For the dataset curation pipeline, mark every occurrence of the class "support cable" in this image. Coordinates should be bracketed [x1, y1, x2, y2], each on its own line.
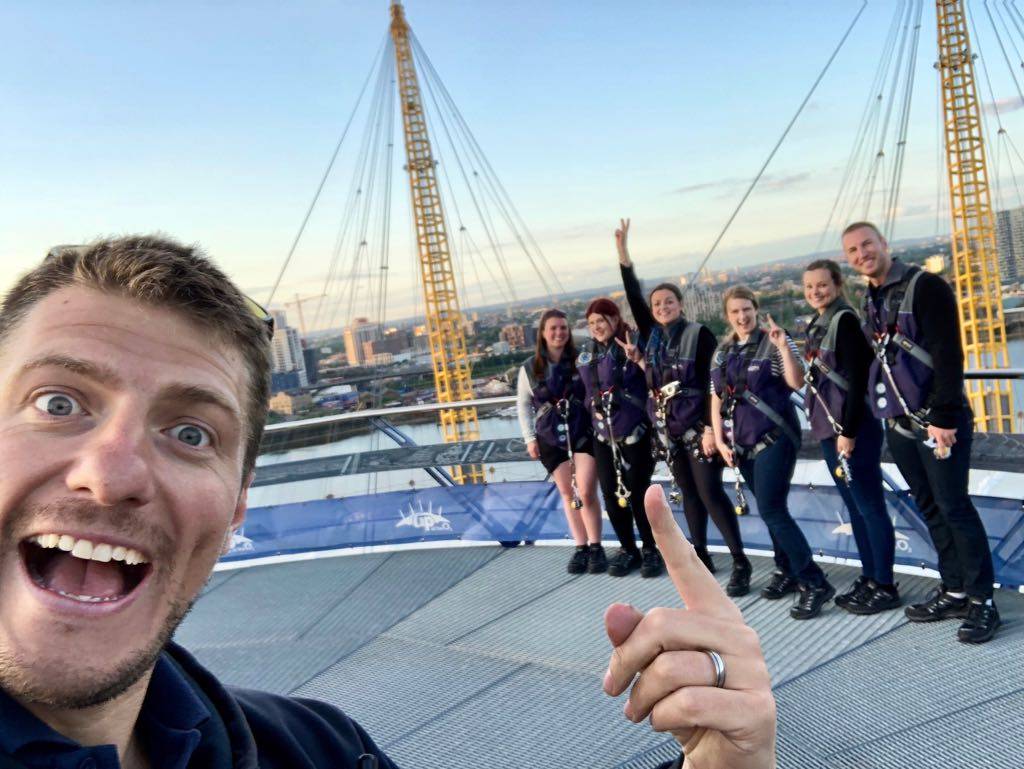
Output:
[411, 36, 521, 303]
[980, 0, 1024, 210]
[883, 0, 924, 240]
[413, 34, 533, 300]
[984, 0, 1024, 107]
[374, 65, 397, 328]
[312, 40, 395, 331]
[816, 0, 906, 251]
[412, 33, 564, 299]
[266, 35, 387, 307]
[1007, 0, 1024, 47]
[972, 3, 1008, 210]
[685, 1, 867, 287]
[993, 0, 1024, 68]
[864, 0, 914, 219]
[328, 48, 395, 332]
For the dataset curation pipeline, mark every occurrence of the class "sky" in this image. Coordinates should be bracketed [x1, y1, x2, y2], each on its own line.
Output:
[5, 0, 1024, 327]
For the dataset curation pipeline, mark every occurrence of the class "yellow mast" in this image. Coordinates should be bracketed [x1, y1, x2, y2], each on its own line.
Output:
[936, 0, 1014, 432]
[390, 0, 483, 482]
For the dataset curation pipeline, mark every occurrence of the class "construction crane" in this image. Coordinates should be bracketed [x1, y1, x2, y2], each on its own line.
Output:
[936, 0, 1014, 433]
[389, 0, 483, 482]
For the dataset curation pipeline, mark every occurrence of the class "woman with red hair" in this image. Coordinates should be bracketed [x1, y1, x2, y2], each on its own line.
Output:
[577, 297, 661, 577]
[516, 309, 605, 574]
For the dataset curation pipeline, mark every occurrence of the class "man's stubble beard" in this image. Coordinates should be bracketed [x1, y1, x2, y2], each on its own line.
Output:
[0, 497, 198, 709]
[0, 593, 196, 709]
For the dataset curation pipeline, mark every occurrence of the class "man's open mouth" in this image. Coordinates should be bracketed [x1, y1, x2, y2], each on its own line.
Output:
[20, 534, 151, 604]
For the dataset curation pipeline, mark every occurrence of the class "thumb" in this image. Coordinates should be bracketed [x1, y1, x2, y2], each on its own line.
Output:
[604, 602, 644, 647]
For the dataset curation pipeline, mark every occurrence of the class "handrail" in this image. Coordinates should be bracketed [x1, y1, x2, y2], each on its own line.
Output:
[263, 395, 516, 433]
[965, 368, 1024, 379]
[266, 367, 1024, 438]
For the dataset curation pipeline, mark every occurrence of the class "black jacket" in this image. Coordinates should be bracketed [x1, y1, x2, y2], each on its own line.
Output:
[0, 642, 399, 769]
[0, 642, 685, 769]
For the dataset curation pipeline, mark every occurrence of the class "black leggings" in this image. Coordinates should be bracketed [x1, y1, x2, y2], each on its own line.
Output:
[593, 431, 656, 551]
[668, 444, 747, 559]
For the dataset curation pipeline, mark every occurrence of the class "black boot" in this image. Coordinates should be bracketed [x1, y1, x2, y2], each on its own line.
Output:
[640, 546, 665, 578]
[847, 582, 902, 615]
[904, 586, 970, 622]
[957, 600, 1001, 644]
[694, 545, 717, 574]
[835, 575, 873, 611]
[726, 558, 752, 597]
[760, 571, 799, 600]
[790, 581, 836, 620]
[607, 548, 642, 577]
[566, 546, 588, 574]
[586, 544, 608, 574]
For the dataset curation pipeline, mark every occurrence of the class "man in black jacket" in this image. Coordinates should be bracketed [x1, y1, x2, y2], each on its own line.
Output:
[842, 221, 1000, 644]
[0, 237, 776, 768]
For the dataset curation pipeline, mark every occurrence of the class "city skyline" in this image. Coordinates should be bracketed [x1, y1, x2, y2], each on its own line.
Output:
[5, 2, 1024, 324]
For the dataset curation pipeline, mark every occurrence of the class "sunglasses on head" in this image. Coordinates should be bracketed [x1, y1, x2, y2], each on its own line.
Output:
[45, 244, 276, 340]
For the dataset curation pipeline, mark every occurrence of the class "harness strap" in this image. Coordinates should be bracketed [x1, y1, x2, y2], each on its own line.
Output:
[809, 357, 850, 391]
[891, 331, 934, 367]
[737, 390, 800, 448]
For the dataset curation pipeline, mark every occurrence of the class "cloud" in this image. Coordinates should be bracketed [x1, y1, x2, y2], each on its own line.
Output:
[671, 172, 810, 197]
[899, 203, 932, 217]
[985, 96, 1024, 115]
[671, 177, 747, 195]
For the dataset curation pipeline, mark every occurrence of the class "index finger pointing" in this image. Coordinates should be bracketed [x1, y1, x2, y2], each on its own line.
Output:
[645, 485, 743, 622]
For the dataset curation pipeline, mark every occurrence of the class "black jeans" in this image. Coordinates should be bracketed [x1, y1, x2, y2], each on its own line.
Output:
[669, 443, 746, 559]
[820, 416, 895, 585]
[738, 435, 827, 588]
[886, 409, 994, 599]
[593, 430, 656, 552]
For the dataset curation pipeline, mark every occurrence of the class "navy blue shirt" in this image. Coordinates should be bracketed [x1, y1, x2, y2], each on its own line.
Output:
[0, 654, 210, 769]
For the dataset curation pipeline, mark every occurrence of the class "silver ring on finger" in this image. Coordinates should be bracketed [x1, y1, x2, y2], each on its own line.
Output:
[704, 649, 727, 688]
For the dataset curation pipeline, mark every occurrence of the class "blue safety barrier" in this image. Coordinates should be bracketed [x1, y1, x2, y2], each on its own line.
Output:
[224, 481, 1024, 587]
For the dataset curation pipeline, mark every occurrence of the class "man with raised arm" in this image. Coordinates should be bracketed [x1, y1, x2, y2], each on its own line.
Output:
[841, 221, 1000, 644]
[0, 236, 776, 768]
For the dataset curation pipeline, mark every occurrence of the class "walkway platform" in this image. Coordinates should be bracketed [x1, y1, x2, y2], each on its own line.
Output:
[176, 547, 1023, 768]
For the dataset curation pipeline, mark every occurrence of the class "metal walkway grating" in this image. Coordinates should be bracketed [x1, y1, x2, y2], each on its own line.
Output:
[177, 546, 1022, 768]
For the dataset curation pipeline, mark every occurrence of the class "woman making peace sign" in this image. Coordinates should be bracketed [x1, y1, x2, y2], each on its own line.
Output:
[709, 286, 836, 619]
[577, 297, 662, 578]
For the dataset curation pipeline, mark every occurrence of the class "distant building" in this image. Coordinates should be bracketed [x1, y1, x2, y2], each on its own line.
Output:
[343, 317, 382, 367]
[682, 285, 722, 322]
[270, 370, 301, 393]
[269, 391, 312, 416]
[364, 330, 411, 359]
[490, 340, 512, 355]
[314, 384, 358, 410]
[995, 206, 1024, 283]
[500, 324, 526, 349]
[302, 347, 320, 385]
[269, 310, 308, 388]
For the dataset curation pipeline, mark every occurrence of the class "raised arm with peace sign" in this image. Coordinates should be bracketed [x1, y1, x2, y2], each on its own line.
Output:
[603, 486, 777, 769]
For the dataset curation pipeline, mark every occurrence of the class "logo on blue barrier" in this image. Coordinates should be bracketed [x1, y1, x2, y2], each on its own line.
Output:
[397, 502, 452, 533]
[228, 531, 255, 554]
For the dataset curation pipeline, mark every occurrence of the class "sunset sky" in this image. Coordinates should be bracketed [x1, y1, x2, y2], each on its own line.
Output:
[4, 0, 1024, 326]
